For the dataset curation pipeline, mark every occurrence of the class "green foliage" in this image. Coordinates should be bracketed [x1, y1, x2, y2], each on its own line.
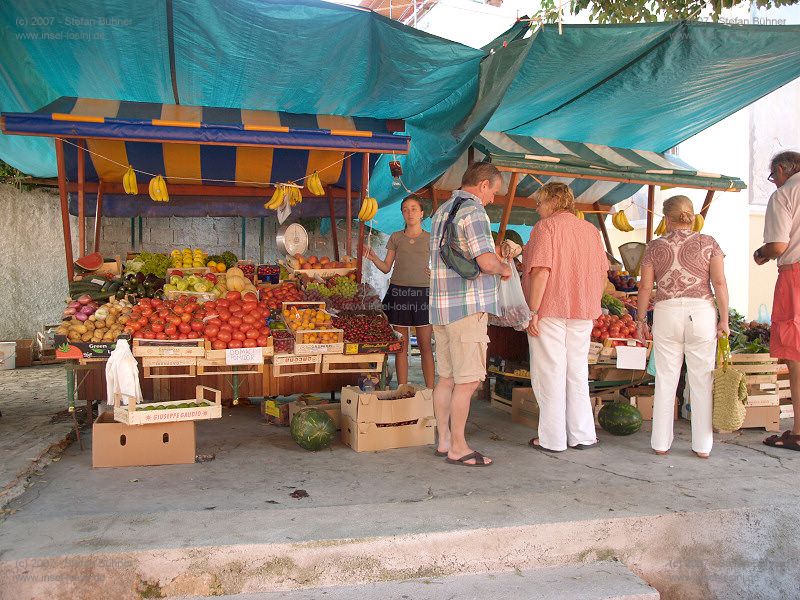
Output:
[0, 159, 27, 188]
[728, 307, 771, 353]
[558, 0, 799, 23]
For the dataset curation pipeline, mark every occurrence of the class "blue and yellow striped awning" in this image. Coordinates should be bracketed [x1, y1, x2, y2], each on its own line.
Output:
[1, 97, 409, 153]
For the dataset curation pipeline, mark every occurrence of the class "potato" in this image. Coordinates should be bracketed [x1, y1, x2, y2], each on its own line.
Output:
[74, 324, 88, 334]
[68, 332, 81, 342]
[81, 332, 93, 342]
[57, 325, 69, 335]
[106, 315, 117, 326]
[117, 316, 129, 325]
[84, 321, 95, 331]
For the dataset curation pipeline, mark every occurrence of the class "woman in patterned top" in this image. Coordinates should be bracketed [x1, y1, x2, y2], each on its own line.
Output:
[637, 195, 730, 458]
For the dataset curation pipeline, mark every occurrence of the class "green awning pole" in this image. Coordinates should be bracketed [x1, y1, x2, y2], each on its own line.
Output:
[259, 217, 265, 264]
[130, 217, 135, 251]
[138, 216, 143, 249]
[241, 217, 246, 260]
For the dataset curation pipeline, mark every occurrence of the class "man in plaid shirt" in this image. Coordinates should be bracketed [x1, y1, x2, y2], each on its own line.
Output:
[429, 162, 511, 467]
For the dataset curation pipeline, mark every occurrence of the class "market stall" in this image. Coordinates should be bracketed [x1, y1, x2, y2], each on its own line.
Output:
[1, 97, 411, 417]
[418, 131, 747, 422]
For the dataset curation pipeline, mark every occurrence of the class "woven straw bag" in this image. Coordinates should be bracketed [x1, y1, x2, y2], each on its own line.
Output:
[712, 336, 748, 432]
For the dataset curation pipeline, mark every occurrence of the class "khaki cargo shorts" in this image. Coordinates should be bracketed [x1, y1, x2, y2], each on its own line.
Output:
[433, 312, 490, 384]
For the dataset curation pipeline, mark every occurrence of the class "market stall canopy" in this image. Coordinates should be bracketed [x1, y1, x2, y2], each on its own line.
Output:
[434, 131, 745, 209]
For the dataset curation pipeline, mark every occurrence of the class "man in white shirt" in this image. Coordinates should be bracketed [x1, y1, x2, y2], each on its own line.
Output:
[754, 151, 800, 450]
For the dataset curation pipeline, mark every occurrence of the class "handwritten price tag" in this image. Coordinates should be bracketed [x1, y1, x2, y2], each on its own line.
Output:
[225, 347, 262, 365]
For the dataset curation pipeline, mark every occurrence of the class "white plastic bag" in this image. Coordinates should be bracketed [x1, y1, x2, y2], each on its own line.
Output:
[105, 338, 142, 406]
[489, 259, 531, 331]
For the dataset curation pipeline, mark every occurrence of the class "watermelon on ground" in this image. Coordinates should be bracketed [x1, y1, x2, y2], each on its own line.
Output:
[290, 408, 336, 451]
[598, 402, 642, 436]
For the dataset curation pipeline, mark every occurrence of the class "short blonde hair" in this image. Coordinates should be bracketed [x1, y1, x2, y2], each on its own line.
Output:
[663, 194, 694, 226]
[535, 182, 575, 213]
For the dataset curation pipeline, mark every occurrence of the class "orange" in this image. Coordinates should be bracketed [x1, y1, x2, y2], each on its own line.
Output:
[216, 263, 227, 273]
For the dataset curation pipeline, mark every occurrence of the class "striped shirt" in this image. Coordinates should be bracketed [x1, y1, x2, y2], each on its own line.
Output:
[429, 191, 499, 325]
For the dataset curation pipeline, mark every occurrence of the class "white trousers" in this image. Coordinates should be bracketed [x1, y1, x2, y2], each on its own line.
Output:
[528, 317, 596, 451]
[652, 298, 717, 454]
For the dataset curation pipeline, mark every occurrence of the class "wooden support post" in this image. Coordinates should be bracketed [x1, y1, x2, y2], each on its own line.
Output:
[138, 216, 143, 248]
[595, 201, 613, 255]
[93, 181, 104, 253]
[428, 184, 439, 214]
[467, 145, 475, 165]
[345, 156, 352, 257]
[327, 187, 340, 261]
[241, 217, 246, 260]
[497, 172, 519, 244]
[130, 217, 135, 251]
[646, 184, 655, 242]
[700, 190, 714, 219]
[77, 139, 86, 257]
[55, 139, 75, 281]
[357, 153, 369, 280]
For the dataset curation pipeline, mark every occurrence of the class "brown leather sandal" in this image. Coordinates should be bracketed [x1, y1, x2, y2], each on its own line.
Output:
[445, 451, 492, 466]
[763, 430, 800, 451]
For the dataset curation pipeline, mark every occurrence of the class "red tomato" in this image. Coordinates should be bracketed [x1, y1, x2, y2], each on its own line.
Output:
[242, 292, 258, 302]
[217, 331, 232, 343]
[179, 323, 192, 334]
[245, 329, 260, 340]
[206, 317, 222, 327]
[228, 340, 243, 349]
[205, 324, 220, 338]
[219, 323, 233, 333]
[232, 331, 246, 341]
[190, 320, 204, 333]
[156, 332, 167, 340]
[242, 301, 258, 313]
[204, 301, 217, 312]
[179, 313, 190, 323]
[239, 323, 252, 333]
[139, 298, 152, 307]
[591, 327, 601, 339]
[217, 299, 230, 308]
[165, 324, 177, 336]
[157, 308, 170, 319]
[173, 305, 185, 315]
[141, 330, 155, 340]
[256, 335, 269, 347]
[229, 316, 243, 328]
[226, 291, 242, 301]
[151, 323, 164, 333]
[212, 340, 227, 350]
[140, 307, 154, 317]
[242, 314, 256, 325]
[217, 309, 231, 321]
[177, 333, 188, 340]
[242, 338, 257, 348]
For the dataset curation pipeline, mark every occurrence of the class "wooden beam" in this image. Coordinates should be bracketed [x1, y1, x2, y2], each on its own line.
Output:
[497, 171, 519, 244]
[327, 187, 340, 261]
[77, 139, 86, 257]
[357, 153, 369, 280]
[467, 145, 475, 165]
[93, 181, 104, 253]
[646, 185, 655, 243]
[345, 156, 352, 257]
[595, 201, 613, 255]
[700, 190, 715, 219]
[415, 187, 610, 214]
[55, 139, 75, 281]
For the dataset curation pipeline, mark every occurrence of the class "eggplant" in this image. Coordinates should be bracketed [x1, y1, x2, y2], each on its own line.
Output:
[135, 272, 145, 284]
[136, 284, 146, 296]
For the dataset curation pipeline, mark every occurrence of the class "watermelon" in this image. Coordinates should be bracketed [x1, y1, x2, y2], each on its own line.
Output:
[598, 402, 642, 436]
[74, 252, 104, 272]
[290, 408, 336, 451]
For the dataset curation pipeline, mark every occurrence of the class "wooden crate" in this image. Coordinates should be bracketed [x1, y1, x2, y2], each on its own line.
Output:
[727, 354, 781, 407]
[272, 354, 321, 378]
[203, 339, 274, 360]
[741, 404, 781, 432]
[142, 356, 197, 379]
[197, 357, 264, 376]
[322, 353, 384, 374]
[166, 267, 210, 277]
[133, 338, 205, 357]
[164, 290, 217, 303]
[113, 385, 222, 425]
[295, 330, 344, 356]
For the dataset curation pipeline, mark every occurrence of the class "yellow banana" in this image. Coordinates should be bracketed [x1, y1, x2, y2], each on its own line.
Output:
[123, 167, 137, 195]
[157, 176, 169, 202]
[614, 210, 634, 232]
[148, 176, 160, 202]
[266, 185, 284, 210]
[692, 214, 705, 232]
[307, 172, 324, 196]
[358, 197, 369, 221]
[293, 185, 303, 205]
[368, 197, 378, 220]
[575, 210, 584, 220]
[655, 217, 666, 236]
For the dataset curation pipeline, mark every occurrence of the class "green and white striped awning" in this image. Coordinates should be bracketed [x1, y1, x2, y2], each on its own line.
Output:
[435, 131, 746, 207]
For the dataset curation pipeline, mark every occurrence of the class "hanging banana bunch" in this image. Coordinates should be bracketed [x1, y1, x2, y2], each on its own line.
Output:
[654, 217, 667, 236]
[264, 184, 286, 210]
[612, 209, 634, 232]
[148, 175, 169, 202]
[306, 171, 325, 196]
[692, 214, 705, 232]
[288, 185, 303, 206]
[358, 196, 378, 222]
[575, 210, 585, 220]
[122, 166, 138, 195]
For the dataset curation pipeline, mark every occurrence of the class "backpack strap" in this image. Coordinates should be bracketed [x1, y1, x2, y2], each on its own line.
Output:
[439, 196, 469, 249]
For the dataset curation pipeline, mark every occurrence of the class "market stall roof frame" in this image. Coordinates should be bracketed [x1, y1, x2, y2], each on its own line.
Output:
[0, 97, 410, 154]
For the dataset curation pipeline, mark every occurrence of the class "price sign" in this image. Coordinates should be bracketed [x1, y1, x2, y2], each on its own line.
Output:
[225, 347, 262, 365]
[277, 196, 292, 224]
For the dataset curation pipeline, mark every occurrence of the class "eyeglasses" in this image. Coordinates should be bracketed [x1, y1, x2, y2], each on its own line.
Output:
[768, 172, 776, 183]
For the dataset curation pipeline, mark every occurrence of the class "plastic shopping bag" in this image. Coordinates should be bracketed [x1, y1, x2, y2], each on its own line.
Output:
[489, 259, 532, 331]
[105, 338, 142, 406]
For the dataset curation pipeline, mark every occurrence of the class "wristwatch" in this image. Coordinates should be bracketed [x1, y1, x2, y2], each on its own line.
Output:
[755, 248, 764, 260]
[530, 309, 539, 316]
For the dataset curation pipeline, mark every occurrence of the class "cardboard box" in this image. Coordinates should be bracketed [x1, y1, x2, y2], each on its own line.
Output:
[511, 388, 539, 429]
[341, 415, 435, 452]
[632, 395, 678, 421]
[14, 339, 33, 367]
[340, 385, 435, 452]
[92, 412, 195, 468]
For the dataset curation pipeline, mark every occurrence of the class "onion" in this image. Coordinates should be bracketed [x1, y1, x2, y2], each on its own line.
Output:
[79, 305, 95, 316]
[87, 301, 99, 310]
[77, 294, 93, 305]
[63, 307, 77, 316]
[75, 312, 89, 322]
[68, 301, 81, 310]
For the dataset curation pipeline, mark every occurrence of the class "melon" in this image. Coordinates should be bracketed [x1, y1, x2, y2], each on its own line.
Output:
[74, 252, 104, 272]
[290, 408, 336, 451]
[226, 267, 244, 278]
[226, 275, 246, 292]
[598, 402, 643, 436]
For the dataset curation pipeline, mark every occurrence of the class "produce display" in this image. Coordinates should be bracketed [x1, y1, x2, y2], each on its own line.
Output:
[135, 402, 212, 411]
[58, 296, 132, 343]
[283, 306, 333, 331]
[257, 264, 281, 284]
[223, 267, 258, 295]
[271, 329, 295, 354]
[206, 251, 239, 270]
[290, 408, 337, 451]
[288, 254, 356, 271]
[598, 402, 643, 436]
[164, 273, 219, 295]
[591, 314, 650, 343]
[608, 270, 637, 292]
[125, 252, 172, 278]
[238, 262, 255, 280]
[601, 293, 626, 316]
[304, 275, 358, 301]
[324, 283, 383, 312]
[331, 314, 396, 344]
[171, 248, 208, 269]
[259, 282, 305, 311]
[729, 309, 770, 353]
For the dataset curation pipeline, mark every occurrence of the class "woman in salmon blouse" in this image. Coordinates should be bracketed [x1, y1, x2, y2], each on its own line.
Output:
[521, 183, 609, 452]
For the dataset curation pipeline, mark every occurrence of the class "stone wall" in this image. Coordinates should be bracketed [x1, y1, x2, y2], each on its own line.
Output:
[0, 181, 390, 340]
